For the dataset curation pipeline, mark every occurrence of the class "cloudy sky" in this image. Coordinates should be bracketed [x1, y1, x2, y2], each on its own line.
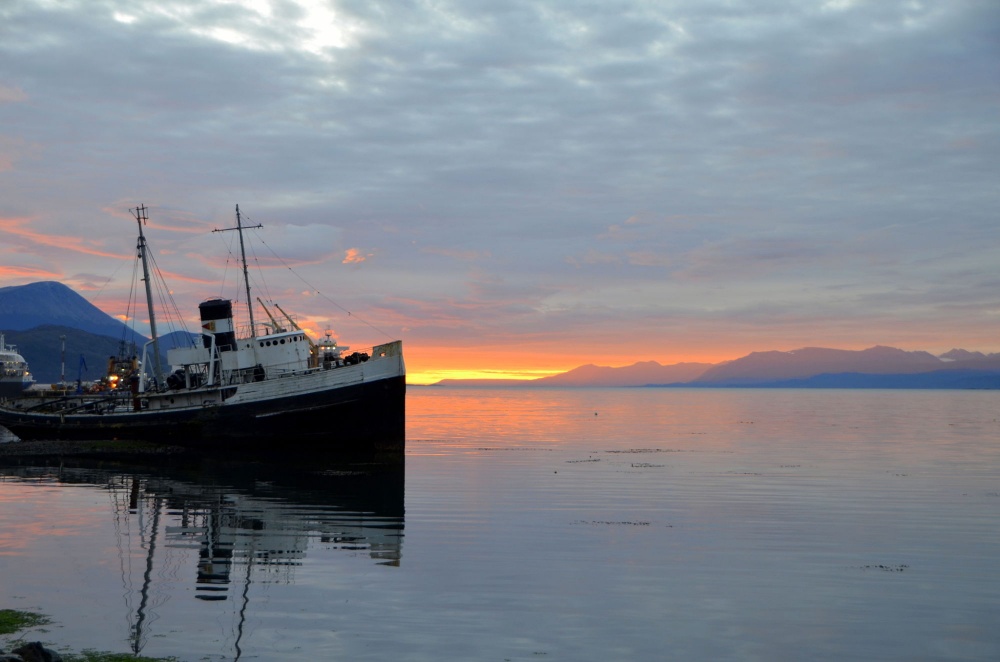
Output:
[1, 0, 997, 383]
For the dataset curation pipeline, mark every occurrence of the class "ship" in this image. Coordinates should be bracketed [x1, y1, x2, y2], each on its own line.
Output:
[0, 205, 405, 453]
[0, 333, 34, 399]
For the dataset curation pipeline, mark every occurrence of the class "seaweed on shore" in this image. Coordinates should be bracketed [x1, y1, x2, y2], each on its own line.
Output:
[0, 609, 50, 635]
[0, 609, 175, 662]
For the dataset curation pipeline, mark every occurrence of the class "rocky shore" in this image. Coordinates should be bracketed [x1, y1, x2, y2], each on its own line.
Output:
[1, 609, 174, 662]
[1, 640, 172, 662]
[0, 642, 63, 662]
[0, 438, 187, 458]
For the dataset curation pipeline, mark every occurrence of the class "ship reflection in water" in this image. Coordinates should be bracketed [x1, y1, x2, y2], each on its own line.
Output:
[0, 455, 404, 657]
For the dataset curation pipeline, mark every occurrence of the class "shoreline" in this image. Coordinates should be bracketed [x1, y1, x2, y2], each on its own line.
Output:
[0, 438, 187, 458]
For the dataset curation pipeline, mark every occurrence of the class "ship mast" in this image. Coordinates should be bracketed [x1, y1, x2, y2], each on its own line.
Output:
[213, 204, 263, 338]
[133, 204, 164, 385]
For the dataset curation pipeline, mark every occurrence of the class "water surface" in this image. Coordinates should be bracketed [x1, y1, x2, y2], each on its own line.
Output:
[1, 388, 998, 660]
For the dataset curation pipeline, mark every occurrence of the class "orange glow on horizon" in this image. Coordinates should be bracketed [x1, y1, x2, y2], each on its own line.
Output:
[409, 367, 562, 385]
[401, 339, 1000, 386]
[402, 345, 742, 385]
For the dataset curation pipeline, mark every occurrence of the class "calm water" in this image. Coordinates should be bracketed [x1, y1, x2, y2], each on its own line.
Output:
[1, 388, 999, 661]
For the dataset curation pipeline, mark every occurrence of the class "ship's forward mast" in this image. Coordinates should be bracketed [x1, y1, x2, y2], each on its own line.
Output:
[132, 204, 164, 387]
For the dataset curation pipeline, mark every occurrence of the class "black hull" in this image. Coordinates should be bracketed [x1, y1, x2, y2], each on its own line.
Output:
[0, 375, 405, 457]
[0, 381, 30, 399]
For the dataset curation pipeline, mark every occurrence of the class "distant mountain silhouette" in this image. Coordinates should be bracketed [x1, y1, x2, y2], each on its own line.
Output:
[432, 347, 1000, 389]
[159, 330, 201, 352]
[0, 281, 142, 342]
[430, 379, 530, 388]
[939, 348, 988, 362]
[0, 282, 201, 383]
[428, 361, 713, 388]
[0, 326, 200, 384]
[693, 346, 947, 385]
[534, 361, 712, 387]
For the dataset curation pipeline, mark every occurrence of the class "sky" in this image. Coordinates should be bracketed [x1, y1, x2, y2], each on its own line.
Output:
[1, 0, 998, 384]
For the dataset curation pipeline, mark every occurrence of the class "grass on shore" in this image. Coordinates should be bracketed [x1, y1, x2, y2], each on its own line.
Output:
[0, 609, 50, 635]
[0, 609, 176, 662]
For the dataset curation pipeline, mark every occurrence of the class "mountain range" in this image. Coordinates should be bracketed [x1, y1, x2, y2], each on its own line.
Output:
[2, 281, 998, 388]
[0, 281, 143, 340]
[434, 347, 1000, 389]
[688, 346, 1000, 386]
[0, 281, 197, 383]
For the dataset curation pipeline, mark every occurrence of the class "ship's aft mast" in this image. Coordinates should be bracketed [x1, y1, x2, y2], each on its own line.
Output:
[132, 204, 164, 385]
[213, 204, 263, 338]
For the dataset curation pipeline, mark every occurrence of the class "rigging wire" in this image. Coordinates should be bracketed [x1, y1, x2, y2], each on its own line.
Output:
[89, 207, 358, 376]
[91, 255, 131, 306]
[248, 227, 396, 341]
[234, 209, 276, 309]
[121, 251, 142, 356]
[145, 250, 194, 345]
[218, 231, 236, 302]
[213, 230, 252, 335]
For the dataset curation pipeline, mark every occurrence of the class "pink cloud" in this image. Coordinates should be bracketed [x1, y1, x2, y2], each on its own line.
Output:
[0, 265, 62, 280]
[0, 216, 131, 260]
[0, 85, 27, 103]
[343, 247, 373, 264]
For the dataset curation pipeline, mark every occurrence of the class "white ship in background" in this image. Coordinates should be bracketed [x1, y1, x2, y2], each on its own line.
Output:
[0, 333, 33, 399]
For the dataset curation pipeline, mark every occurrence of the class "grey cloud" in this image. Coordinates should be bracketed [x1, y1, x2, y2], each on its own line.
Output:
[0, 0, 997, 354]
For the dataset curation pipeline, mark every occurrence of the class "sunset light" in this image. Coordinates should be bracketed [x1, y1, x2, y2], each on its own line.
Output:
[0, 2, 998, 660]
[407, 367, 562, 386]
[0, 1, 997, 379]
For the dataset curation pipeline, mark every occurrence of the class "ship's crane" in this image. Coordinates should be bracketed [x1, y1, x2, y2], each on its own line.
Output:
[75, 354, 87, 395]
[257, 299, 320, 367]
[256, 297, 287, 334]
[273, 302, 318, 356]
